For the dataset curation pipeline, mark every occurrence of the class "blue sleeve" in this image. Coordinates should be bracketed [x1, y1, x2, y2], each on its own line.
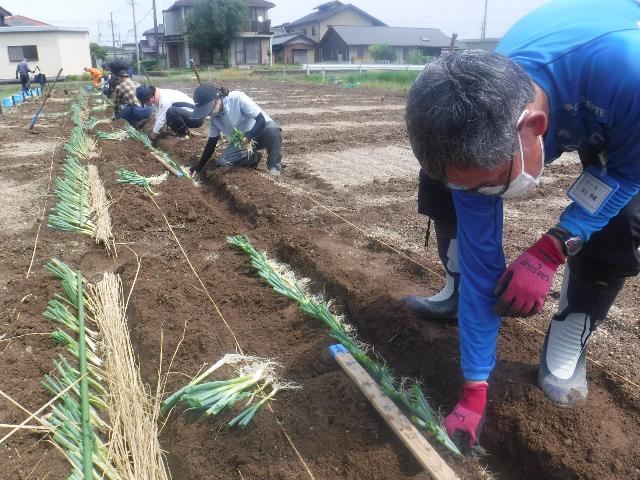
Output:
[453, 191, 505, 381]
[558, 36, 640, 240]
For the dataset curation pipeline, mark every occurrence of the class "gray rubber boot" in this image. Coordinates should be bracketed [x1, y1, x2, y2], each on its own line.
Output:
[405, 221, 459, 319]
[539, 263, 624, 406]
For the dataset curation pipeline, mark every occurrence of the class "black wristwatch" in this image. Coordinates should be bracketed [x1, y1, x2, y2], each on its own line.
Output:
[547, 227, 583, 256]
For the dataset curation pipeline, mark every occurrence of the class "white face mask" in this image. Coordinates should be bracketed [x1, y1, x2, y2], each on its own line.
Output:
[500, 110, 545, 199]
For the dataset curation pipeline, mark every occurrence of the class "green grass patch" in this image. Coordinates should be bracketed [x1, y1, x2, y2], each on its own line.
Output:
[286, 69, 421, 91]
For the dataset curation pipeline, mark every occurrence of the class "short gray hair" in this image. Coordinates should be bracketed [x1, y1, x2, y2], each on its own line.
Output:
[405, 50, 535, 180]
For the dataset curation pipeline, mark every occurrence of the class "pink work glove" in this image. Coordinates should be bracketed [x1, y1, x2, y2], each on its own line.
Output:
[444, 381, 488, 453]
[494, 235, 565, 317]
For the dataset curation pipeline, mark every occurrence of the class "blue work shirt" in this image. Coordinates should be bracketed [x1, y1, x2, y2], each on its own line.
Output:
[16, 61, 30, 76]
[456, 0, 640, 380]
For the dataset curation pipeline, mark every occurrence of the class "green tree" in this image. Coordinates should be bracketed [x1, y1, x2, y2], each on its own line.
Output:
[406, 49, 427, 65]
[369, 43, 396, 62]
[187, 0, 249, 68]
[90, 43, 108, 62]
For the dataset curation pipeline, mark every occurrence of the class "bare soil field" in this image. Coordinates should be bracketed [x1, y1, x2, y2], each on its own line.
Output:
[0, 79, 638, 480]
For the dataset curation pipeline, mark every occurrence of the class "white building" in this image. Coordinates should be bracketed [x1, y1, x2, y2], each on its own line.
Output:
[0, 26, 91, 81]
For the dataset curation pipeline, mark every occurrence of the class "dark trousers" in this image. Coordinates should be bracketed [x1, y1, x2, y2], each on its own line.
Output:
[217, 121, 283, 171]
[166, 106, 203, 135]
[19, 73, 30, 93]
[417, 160, 640, 281]
[117, 105, 154, 126]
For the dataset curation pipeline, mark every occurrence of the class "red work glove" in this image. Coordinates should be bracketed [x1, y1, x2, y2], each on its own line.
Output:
[444, 381, 488, 453]
[494, 235, 565, 317]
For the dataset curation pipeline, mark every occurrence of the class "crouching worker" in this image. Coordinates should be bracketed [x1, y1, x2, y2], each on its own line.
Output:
[189, 84, 283, 180]
[135, 85, 202, 141]
[112, 70, 153, 127]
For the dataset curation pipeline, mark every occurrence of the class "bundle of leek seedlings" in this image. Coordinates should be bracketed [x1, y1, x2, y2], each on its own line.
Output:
[95, 129, 129, 141]
[64, 125, 99, 160]
[116, 167, 168, 196]
[43, 259, 170, 480]
[161, 354, 299, 428]
[49, 156, 115, 255]
[124, 124, 191, 178]
[42, 258, 117, 480]
[227, 235, 461, 455]
[229, 127, 256, 156]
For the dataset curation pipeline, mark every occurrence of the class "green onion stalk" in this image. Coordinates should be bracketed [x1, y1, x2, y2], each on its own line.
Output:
[40, 259, 117, 479]
[95, 129, 128, 141]
[116, 167, 160, 196]
[226, 235, 460, 454]
[124, 124, 188, 178]
[162, 354, 298, 428]
[228, 128, 255, 156]
[64, 126, 97, 160]
[48, 157, 97, 237]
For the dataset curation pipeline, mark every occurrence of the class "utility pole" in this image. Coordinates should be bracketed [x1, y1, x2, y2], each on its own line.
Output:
[130, 0, 141, 74]
[481, 0, 488, 39]
[97, 21, 101, 44]
[152, 0, 161, 68]
[110, 12, 116, 59]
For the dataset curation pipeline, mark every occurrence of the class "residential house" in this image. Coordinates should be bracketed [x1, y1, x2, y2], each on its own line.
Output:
[460, 37, 501, 52]
[0, 6, 10, 26]
[280, 1, 385, 44]
[163, 0, 275, 68]
[139, 24, 165, 61]
[319, 25, 457, 63]
[4, 15, 49, 27]
[0, 7, 91, 81]
[271, 33, 316, 64]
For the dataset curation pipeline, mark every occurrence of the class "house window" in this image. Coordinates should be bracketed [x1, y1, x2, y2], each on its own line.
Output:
[356, 47, 365, 57]
[8, 45, 38, 62]
[311, 26, 317, 36]
[302, 28, 307, 36]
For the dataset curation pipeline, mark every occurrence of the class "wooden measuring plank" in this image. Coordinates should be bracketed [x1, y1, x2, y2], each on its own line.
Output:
[329, 344, 460, 480]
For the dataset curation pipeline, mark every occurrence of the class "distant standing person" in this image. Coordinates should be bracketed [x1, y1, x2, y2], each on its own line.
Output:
[16, 58, 33, 94]
[135, 85, 203, 140]
[189, 84, 283, 180]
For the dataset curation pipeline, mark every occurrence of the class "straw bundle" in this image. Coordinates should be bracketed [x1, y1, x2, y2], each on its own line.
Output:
[87, 273, 169, 480]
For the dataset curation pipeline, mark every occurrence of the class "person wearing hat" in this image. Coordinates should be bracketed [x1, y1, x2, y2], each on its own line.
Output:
[135, 85, 203, 140]
[112, 70, 152, 126]
[189, 84, 283, 179]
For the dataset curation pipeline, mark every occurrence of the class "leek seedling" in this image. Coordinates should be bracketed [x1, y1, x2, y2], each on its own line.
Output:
[64, 126, 98, 160]
[116, 167, 167, 195]
[229, 128, 256, 156]
[227, 235, 460, 454]
[124, 124, 188, 178]
[95, 129, 128, 141]
[163, 354, 299, 428]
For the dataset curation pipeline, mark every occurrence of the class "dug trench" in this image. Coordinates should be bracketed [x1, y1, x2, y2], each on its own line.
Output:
[0, 83, 638, 480]
[104, 142, 640, 479]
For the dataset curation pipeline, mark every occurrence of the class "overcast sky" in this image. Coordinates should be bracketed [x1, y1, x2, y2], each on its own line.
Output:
[1, 0, 550, 45]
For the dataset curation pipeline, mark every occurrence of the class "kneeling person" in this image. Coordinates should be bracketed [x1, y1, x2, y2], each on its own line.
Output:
[135, 85, 202, 140]
[189, 84, 282, 178]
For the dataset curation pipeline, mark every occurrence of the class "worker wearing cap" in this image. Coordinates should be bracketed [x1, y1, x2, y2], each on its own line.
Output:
[135, 85, 202, 140]
[189, 84, 283, 180]
[84, 66, 103, 88]
[16, 58, 33, 94]
[404, 0, 640, 454]
[111, 71, 152, 126]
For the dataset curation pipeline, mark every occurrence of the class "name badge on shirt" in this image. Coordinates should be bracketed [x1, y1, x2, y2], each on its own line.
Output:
[567, 166, 619, 215]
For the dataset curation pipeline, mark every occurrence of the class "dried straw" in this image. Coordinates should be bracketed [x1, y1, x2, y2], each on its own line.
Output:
[86, 165, 115, 256]
[87, 273, 169, 480]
